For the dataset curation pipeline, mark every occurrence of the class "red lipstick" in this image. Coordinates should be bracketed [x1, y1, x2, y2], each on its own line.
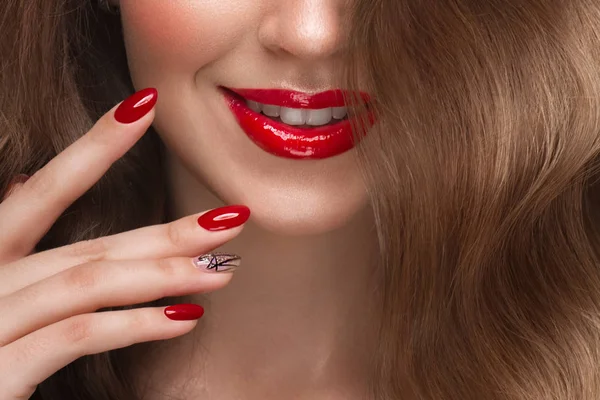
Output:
[222, 88, 375, 159]
[229, 88, 371, 109]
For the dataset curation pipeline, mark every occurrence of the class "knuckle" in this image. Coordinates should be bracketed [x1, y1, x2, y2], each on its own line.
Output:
[62, 263, 104, 293]
[166, 221, 189, 249]
[63, 238, 108, 263]
[62, 315, 95, 345]
[156, 257, 182, 279]
[127, 310, 151, 332]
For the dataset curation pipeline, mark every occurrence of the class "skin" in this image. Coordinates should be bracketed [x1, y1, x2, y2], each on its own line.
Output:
[130, 173, 380, 399]
[0, 1, 378, 399]
[112, 0, 380, 398]
[0, 103, 242, 399]
[118, 0, 368, 236]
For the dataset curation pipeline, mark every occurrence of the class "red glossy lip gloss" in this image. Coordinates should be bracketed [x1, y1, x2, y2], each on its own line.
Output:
[222, 88, 375, 160]
[228, 88, 371, 109]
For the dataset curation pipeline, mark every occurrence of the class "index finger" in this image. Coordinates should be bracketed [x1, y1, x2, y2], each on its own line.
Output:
[0, 88, 158, 260]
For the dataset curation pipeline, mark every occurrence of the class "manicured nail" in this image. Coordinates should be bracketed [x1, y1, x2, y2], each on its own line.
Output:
[193, 253, 241, 273]
[197, 205, 250, 231]
[2, 174, 30, 201]
[164, 304, 205, 321]
[11, 174, 29, 185]
[114, 88, 158, 124]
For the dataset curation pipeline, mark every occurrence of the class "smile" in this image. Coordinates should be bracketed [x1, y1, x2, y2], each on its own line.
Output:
[221, 87, 375, 159]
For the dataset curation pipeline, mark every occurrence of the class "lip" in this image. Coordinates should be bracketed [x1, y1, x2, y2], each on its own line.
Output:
[222, 87, 375, 159]
[228, 88, 372, 109]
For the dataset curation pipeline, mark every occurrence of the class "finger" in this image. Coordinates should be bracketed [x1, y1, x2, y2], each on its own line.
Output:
[0, 306, 200, 399]
[0, 88, 158, 261]
[0, 205, 249, 296]
[1, 174, 29, 202]
[0, 253, 238, 345]
[1, 182, 25, 203]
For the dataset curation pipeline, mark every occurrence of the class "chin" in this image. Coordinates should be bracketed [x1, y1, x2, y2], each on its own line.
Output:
[145, 82, 373, 236]
[235, 183, 370, 236]
[162, 131, 370, 237]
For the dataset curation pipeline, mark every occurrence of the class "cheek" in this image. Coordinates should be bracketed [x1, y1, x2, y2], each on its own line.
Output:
[119, 1, 250, 72]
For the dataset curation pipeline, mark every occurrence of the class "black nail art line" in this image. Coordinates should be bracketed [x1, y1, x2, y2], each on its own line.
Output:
[195, 253, 241, 272]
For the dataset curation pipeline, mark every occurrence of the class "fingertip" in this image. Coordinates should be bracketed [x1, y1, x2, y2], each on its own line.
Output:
[151, 306, 200, 340]
[114, 88, 158, 125]
[1, 178, 27, 202]
[197, 205, 251, 232]
[164, 319, 199, 340]
[163, 303, 205, 321]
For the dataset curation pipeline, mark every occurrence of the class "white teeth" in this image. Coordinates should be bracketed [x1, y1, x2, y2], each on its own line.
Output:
[332, 106, 347, 119]
[246, 100, 348, 126]
[280, 107, 306, 125]
[262, 104, 281, 118]
[246, 100, 262, 113]
[306, 108, 333, 126]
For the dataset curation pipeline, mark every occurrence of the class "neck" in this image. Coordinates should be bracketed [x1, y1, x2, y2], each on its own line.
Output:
[133, 155, 381, 400]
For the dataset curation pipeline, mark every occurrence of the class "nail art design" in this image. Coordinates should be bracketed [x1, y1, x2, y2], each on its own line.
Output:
[193, 253, 241, 273]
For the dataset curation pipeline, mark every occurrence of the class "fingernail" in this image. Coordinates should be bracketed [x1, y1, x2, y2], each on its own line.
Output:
[3, 174, 30, 201]
[11, 174, 29, 185]
[114, 88, 158, 124]
[197, 205, 250, 231]
[193, 253, 241, 273]
[164, 304, 205, 321]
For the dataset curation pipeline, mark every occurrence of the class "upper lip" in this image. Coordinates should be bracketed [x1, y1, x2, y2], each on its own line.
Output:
[225, 87, 371, 109]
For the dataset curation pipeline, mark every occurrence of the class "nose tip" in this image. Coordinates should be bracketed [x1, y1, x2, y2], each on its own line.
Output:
[258, 0, 346, 60]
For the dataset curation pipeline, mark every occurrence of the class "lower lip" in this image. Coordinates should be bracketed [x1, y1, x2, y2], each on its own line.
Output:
[222, 89, 374, 160]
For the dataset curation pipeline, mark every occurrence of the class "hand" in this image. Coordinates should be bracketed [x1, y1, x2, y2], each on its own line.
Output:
[0, 89, 249, 399]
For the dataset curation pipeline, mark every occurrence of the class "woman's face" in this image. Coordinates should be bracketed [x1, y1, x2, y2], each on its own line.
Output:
[116, 0, 371, 234]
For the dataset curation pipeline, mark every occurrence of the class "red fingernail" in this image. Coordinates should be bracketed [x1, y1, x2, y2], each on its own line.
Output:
[197, 205, 251, 231]
[3, 174, 29, 200]
[11, 174, 29, 185]
[164, 304, 205, 321]
[114, 88, 158, 124]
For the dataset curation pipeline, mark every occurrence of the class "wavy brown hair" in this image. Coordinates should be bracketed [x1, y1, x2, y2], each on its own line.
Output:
[2, 0, 600, 399]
